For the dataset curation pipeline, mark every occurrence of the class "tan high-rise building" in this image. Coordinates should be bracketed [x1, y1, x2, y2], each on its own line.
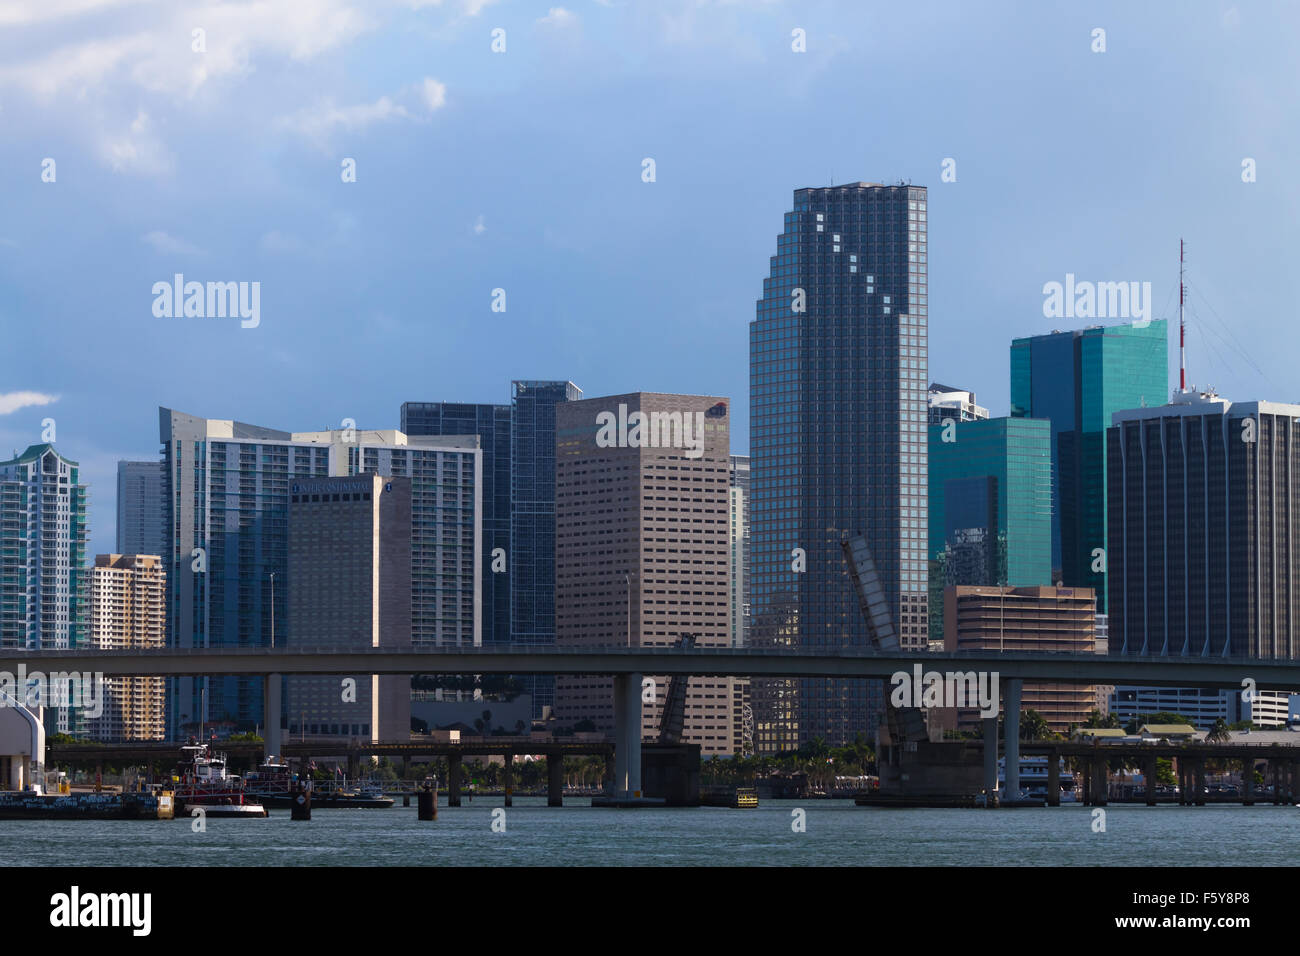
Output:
[554, 392, 738, 754]
[944, 584, 1096, 734]
[89, 554, 166, 742]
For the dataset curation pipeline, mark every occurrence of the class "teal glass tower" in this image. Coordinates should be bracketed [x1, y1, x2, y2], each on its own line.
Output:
[1009, 320, 1167, 612]
[927, 417, 1053, 638]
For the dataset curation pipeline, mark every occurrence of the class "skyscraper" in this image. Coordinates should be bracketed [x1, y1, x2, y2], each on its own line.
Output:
[1108, 390, 1300, 659]
[553, 392, 738, 754]
[0, 444, 89, 651]
[287, 475, 412, 741]
[750, 182, 930, 751]
[161, 409, 480, 738]
[729, 454, 750, 648]
[401, 401, 511, 647]
[116, 461, 165, 557]
[1010, 319, 1167, 610]
[511, 380, 581, 717]
[928, 418, 1053, 584]
[88, 554, 166, 742]
[0, 444, 89, 734]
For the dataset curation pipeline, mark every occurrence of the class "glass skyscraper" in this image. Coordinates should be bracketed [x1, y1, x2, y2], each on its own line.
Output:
[750, 182, 930, 751]
[511, 380, 581, 717]
[0, 443, 89, 734]
[927, 417, 1053, 639]
[1010, 320, 1167, 612]
[401, 401, 511, 647]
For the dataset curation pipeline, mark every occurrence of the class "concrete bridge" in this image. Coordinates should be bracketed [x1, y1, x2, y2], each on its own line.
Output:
[10, 644, 1300, 804]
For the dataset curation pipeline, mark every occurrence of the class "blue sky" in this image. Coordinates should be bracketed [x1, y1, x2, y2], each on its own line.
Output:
[1, 0, 1296, 557]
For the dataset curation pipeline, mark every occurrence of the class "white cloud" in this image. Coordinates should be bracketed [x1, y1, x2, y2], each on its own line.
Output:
[537, 7, 575, 26]
[142, 230, 202, 255]
[98, 110, 171, 175]
[420, 76, 447, 111]
[472, 214, 486, 235]
[0, 392, 59, 416]
[276, 95, 413, 149]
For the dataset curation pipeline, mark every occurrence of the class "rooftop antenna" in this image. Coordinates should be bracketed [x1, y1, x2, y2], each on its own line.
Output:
[1179, 238, 1187, 392]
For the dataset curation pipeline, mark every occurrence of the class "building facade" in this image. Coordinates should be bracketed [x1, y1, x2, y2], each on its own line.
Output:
[160, 409, 480, 738]
[116, 460, 165, 558]
[553, 392, 738, 754]
[1107, 391, 1300, 659]
[511, 380, 582, 717]
[1010, 319, 1167, 610]
[729, 454, 750, 648]
[927, 417, 1053, 639]
[88, 554, 166, 742]
[928, 383, 989, 425]
[943, 584, 1097, 734]
[750, 182, 930, 752]
[401, 402, 511, 648]
[0, 445, 89, 734]
[286, 475, 412, 741]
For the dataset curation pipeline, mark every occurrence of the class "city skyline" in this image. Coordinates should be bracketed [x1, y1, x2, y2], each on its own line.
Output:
[3, 2, 1295, 563]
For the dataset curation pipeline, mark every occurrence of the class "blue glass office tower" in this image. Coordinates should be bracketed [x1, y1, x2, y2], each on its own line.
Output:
[1010, 320, 1167, 612]
[750, 182, 930, 752]
[401, 401, 512, 647]
[511, 380, 581, 717]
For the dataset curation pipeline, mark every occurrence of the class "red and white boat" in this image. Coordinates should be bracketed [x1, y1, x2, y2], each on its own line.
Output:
[173, 744, 268, 819]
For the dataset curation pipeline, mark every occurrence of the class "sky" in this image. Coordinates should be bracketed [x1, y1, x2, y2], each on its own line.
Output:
[1, 0, 1297, 558]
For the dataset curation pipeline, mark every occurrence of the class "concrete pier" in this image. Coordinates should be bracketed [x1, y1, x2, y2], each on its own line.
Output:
[1144, 756, 1158, 806]
[503, 754, 513, 808]
[982, 717, 998, 807]
[263, 673, 282, 760]
[448, 752, 462, 807]
[547, 753, 564, 807]
[1002, 679, 1022, 797]
[1046, 750, 1060, 807]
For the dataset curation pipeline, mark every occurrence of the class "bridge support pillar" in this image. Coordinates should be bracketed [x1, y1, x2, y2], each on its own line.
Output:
[1082, 763, 1091, 806]
[982, 717, 998, 807]
[448, 752, 462, 808]
[1002, 679, 1022, 800]
[1273, 761, 1283, 805]
[503, 754, 513, 808]
[263, 673, 282, 761]
[612, 672, 644, 800]
[1092, 757, 1108, 807]
[1179, 762, 1190, 805]
[603, 752, 615, 795]
[547, 754, 563, 807]
[1193, 759, 1206, 806]
[347, 749, 359, 782]
[1144, 756, 1158, 806]
[1243, 758, 1255, 806]
[1046, 750, 1060, 807]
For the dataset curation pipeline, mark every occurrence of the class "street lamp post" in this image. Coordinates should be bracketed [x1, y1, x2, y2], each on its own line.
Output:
[624, 572, 635, 647]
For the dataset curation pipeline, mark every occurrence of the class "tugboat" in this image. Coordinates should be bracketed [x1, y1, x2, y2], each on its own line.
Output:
[172, 744, 267, 819]
[244, 757, 394, 809]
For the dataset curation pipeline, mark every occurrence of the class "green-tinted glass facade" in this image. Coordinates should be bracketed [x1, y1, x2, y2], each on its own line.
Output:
[927, 418, 1052, 638]
[1009, 320, 1167, 612]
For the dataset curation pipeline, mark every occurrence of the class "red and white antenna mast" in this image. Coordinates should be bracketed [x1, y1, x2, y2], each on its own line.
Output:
[1179, 238, 1186, 391]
